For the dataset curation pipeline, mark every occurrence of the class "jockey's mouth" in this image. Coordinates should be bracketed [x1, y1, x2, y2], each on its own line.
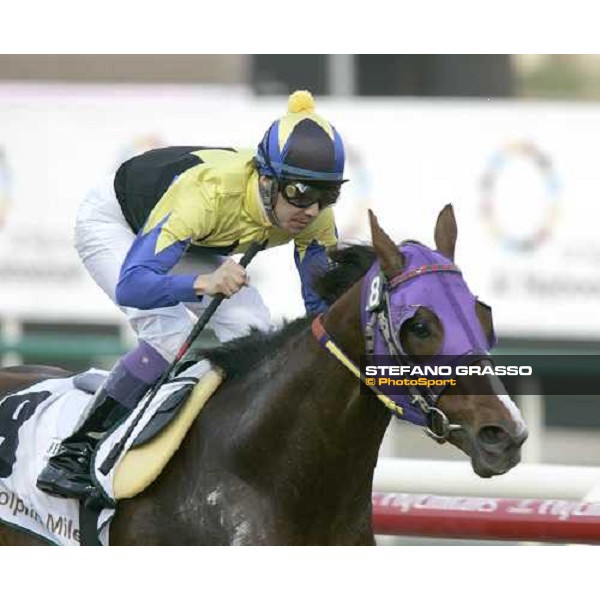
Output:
[291, 217, 314, 227]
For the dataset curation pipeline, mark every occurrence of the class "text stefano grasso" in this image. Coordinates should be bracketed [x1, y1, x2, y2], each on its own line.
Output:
[363, 364, 533, 377]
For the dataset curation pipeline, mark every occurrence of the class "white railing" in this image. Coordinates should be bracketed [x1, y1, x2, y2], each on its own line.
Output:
[374, 458, 600, 501]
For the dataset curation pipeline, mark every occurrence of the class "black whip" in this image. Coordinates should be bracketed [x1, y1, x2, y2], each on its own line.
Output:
[99, 241, 265, 475]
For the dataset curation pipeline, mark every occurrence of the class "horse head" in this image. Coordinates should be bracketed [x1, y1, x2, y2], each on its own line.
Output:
[365, 205, 528, 477]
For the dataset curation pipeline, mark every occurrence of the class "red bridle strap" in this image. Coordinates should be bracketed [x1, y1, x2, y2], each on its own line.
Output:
[387, 263, 461, 289]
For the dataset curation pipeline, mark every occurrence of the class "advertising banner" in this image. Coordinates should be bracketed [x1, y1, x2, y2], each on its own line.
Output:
[0, 84, 598, 340]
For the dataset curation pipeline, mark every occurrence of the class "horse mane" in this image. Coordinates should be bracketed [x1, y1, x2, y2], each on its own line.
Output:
[202, 244, 376, 379]
[313, 243, 376, 305]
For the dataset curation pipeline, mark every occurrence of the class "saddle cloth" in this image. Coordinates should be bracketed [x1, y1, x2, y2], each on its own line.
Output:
[0, 361, 222, 545]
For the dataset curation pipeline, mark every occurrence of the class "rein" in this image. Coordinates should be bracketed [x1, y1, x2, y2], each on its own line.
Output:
[311, 315, 404, 418]
[311, 260, 466, 443]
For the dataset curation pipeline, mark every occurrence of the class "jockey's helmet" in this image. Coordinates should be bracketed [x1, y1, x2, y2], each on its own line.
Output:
[255, 90, 346, 184]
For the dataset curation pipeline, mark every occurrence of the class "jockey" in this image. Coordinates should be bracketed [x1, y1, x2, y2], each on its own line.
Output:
[37, 90, 347, 498]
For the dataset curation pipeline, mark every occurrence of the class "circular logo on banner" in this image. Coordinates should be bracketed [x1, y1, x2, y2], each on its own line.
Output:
[0, 148, 11, 229]
[480, 141, 560, 252]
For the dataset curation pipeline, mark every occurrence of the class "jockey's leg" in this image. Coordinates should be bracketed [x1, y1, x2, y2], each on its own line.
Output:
[35, 388, 128, 497]
[36, 340, 170, 498]
[191, 280, 273, 342]
[37, 179, 177, 498]
[104, 340, 170, 409]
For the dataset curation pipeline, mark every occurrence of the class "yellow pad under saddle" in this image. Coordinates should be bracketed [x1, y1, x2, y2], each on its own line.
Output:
[113, 369, 224, 500]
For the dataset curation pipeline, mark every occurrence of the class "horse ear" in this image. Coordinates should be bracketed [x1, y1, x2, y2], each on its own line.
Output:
[369, 210, 405, 278]
[434, 204, 457, 261]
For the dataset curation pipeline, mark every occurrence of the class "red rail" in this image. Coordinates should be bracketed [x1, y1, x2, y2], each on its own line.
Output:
[372, 492, 600, 544]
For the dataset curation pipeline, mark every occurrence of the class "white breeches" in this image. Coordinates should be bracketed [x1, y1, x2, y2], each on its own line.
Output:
[74, 178, 273, 362]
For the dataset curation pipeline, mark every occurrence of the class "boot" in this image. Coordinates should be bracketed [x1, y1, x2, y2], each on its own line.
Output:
[36, 389, 129, 499]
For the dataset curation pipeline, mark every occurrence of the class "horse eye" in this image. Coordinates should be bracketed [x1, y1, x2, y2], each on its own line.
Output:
[408, 321, 430, 339]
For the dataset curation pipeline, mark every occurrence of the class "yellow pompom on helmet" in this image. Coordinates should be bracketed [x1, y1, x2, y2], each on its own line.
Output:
[255, 90, 346, 184]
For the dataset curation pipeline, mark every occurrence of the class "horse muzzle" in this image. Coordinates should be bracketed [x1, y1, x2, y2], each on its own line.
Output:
[468, 423, 529, 478]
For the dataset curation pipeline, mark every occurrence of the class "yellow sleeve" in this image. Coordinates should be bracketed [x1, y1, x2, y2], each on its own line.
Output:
[143, 167, 219, 254]
[293, 207, 338, 260]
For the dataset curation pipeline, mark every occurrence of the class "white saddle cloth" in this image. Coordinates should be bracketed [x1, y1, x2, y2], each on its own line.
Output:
[0, 370, 102, 545]
[0, 362, 210, 545]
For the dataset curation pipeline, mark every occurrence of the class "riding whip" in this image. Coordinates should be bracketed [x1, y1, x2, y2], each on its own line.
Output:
[99, 240, 266, 475]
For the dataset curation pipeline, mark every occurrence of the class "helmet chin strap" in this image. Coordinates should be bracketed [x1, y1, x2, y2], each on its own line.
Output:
[258, 176, 282, 227]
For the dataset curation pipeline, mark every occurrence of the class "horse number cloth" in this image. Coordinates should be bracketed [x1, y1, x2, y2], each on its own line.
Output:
[0, 372, 101, 545]
[0, 362, 213, 545]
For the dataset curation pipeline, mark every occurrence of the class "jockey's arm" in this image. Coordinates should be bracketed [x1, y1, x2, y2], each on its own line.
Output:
[293, 207, 338, 315]
[116, 180, 221, 309]
[116, 220, 198, 309]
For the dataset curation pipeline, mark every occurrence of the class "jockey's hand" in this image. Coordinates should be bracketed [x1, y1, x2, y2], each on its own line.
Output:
[193, 259, 249, 298]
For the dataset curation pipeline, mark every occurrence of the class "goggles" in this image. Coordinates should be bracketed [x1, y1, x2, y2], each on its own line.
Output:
[279, 180, 341, 210]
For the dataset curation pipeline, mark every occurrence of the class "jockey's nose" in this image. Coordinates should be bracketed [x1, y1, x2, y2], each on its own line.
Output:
[304, 203, 320, 218]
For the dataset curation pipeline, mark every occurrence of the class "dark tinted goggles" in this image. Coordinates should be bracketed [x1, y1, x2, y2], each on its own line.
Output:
[280, 180, 341, 209]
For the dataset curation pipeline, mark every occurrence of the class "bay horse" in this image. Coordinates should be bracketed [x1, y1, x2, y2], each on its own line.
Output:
[0, 206, 527, 545]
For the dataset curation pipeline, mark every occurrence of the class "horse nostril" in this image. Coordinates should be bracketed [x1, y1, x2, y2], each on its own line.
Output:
[477, 425, 510, 447]
[517, 428, 529, 448]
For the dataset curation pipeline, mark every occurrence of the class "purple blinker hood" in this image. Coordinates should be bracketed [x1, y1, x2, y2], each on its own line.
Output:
[360, 242, 495, 425]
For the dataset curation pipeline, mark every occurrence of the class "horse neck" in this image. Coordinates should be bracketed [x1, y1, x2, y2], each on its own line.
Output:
[117, 280, 393, 544]
[234, 280, 391, 534]
[317, 278, 391, 473]
[321, 279, 365, 365]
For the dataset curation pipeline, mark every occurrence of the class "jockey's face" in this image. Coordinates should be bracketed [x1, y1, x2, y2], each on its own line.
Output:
[274, 191, 320, 234]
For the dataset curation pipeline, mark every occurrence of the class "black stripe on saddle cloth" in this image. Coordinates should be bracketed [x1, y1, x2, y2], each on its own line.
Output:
[129, 380, 196, 448]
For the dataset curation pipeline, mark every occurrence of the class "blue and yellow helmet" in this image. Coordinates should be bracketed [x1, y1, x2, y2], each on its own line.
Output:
[255, 90, 346, 184]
